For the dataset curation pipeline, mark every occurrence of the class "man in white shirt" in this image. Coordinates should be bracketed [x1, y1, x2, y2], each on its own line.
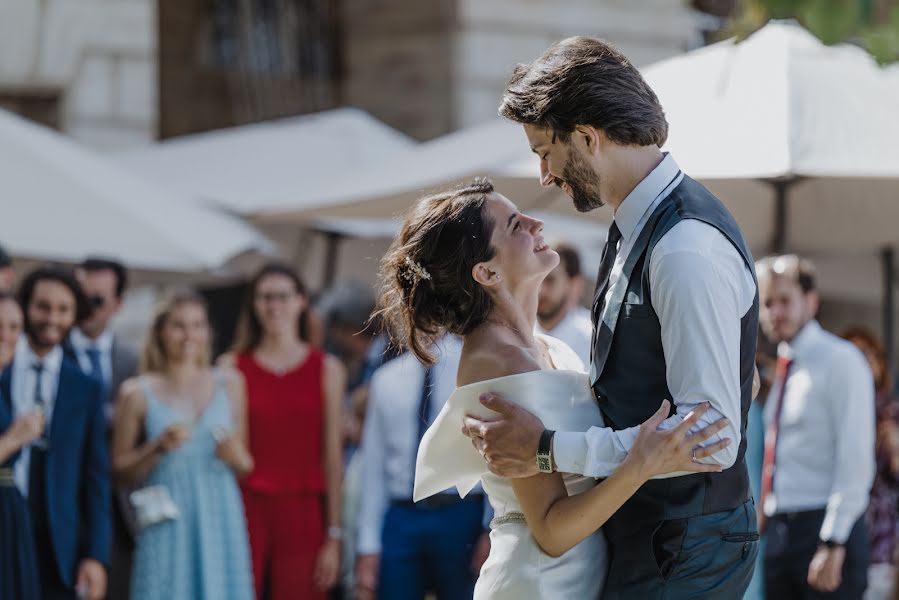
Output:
[355, 336, 489, 600]
[67, 257, 139, 600]
[756, 255, 875, 598]
[535, 242, 593, 364]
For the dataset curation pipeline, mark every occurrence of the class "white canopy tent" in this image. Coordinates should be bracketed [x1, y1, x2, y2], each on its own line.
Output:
[0, 108, 273, 273]
[117, 107, 417, 214]
[636, 21, 899, 360]
[251, 118, 562, 223]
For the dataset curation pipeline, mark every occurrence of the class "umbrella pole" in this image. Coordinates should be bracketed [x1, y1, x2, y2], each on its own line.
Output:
[322, 231, 343, 289]
[883, 247, 896, 384]
[770, 179, 795, 254]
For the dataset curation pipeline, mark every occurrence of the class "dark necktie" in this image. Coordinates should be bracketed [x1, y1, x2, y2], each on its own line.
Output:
[28, 361, 49, 533]
[416, 366, 434, 444]
[412, 366, 434, 493]
[592, 222, 623, 322]
[86, 345, 108, 401]
[590, 223, 622, 366]
[86, 346, 103, 382]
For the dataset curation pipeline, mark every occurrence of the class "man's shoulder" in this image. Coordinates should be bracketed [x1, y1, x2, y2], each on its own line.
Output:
[654, 219, 736, 258]
[814, 328, 870, 369]
[370, 351, 421, 390]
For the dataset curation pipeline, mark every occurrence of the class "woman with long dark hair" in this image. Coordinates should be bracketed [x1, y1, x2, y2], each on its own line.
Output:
[224, 263, 345, 599]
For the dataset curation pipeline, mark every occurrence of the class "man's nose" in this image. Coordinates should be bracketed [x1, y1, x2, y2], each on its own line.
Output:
[539, 159, 554, 188]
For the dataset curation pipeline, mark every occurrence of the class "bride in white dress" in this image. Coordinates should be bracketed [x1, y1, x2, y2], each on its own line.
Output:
[376, 179, 731, 600]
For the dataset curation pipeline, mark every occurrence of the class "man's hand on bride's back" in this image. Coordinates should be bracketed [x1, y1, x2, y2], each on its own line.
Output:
[461, 393, 544, 478]
[625, 400, 732, 481]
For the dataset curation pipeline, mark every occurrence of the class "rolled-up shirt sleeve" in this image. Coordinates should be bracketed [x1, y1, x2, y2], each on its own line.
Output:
[820, 347, 875, 543]
[555, 221, 754, 478]
[647, 221, 754, 469]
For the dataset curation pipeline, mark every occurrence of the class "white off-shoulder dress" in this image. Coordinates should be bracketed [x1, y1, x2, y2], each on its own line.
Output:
[414, 335, 608, 600]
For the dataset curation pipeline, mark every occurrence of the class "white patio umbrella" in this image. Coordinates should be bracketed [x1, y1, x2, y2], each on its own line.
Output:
[250, 118, 566, 223]
[117, 107, 417, 215]
[0, 108, 274, 273]
[635, 20, 899, 358]
[638, 20, 899, 254]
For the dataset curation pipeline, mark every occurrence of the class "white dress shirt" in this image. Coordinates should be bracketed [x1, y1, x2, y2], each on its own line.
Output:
[11, 336, 64, 497]
[536, 309, 593, 366]
[554, 154, 757, 477]
[764, 320, 875, 543]
[69, 327, 114, 384]
[356, 336, 465, 555]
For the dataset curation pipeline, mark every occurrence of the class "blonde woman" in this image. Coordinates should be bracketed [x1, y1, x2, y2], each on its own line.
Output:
[112, 290, 254, 600]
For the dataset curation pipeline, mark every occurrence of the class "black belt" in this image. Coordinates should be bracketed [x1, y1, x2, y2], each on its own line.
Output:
[392, 494, 483, 510]
[770, 507, 826, 522]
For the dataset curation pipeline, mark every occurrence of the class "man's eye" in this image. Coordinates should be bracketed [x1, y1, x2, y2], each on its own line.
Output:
[513, 222, 521, 232]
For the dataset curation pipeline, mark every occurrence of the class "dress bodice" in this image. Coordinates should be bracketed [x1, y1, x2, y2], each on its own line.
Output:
[414, 335, 604, 519]
[415, 336, 608, 600]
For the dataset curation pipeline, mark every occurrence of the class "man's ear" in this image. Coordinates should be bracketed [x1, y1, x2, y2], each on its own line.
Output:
[472, 261, 501, 288]
[573, 125, 603, 157]
[806, 290, 820, 319]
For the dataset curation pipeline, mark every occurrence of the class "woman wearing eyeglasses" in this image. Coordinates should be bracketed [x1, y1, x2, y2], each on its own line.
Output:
[221, 263, 346, 600]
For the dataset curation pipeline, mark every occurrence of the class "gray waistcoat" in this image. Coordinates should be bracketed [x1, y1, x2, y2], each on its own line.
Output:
[591, 175, 759, 541]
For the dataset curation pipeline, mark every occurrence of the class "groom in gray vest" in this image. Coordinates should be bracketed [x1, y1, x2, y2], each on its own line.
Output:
[462, 36, 760, 598]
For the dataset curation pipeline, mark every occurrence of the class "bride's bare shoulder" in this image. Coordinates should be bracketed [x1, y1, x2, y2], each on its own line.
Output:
[457, 334, 541, 387]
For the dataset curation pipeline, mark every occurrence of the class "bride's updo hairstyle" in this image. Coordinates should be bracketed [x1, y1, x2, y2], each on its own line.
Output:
[377, 178, 497, 365]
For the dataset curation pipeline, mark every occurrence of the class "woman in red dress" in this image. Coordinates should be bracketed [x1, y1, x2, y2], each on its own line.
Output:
[224, 263, 346, 599]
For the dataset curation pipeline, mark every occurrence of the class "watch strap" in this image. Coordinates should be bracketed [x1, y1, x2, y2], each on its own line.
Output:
[536, 429, 555, 473]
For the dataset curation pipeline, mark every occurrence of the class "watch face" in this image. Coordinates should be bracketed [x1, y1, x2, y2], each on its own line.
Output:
[537, 456, 552, 473]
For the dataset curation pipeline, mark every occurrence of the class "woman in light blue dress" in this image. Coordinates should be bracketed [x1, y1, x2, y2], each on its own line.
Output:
[112, 290, 255, 600]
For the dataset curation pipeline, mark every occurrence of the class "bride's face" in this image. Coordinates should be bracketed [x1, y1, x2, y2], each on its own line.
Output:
[476, 193, 559, 289]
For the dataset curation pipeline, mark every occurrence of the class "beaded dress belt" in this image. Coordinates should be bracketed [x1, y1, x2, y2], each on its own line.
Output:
[490, 512, 527, 528]
[0, 468, 15, 487]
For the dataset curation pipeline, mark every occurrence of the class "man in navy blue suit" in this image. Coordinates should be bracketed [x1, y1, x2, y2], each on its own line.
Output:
[2, 266, 110, 599]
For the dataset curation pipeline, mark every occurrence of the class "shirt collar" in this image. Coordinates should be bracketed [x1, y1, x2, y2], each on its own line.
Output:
[15, 335, 64, 374]
[70, 327, 114, 353]
[779, 319, 822, 361]
[613, 153, 681, 244]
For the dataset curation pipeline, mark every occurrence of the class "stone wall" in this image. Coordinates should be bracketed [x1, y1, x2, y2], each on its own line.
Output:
[0, 0, 157, 148]
[453, 0, 703, 128]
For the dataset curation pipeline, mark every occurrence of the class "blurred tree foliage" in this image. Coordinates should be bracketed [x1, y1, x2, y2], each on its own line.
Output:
[721, 0, 899, 64]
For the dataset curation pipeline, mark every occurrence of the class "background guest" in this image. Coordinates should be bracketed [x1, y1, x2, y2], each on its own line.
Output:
[224, 263, 346, 599]
[0, 388, 44, 599]
[843, 327, 899, 600]
[0, 245, 15, 293]
[3, 266, 110, 599]
[757, 255, 875, 599]
[535, 242, 592, 364]
[68, 257, 140, 600]
[112, 290, 254, 600]
[0, 291, 23, 369]
[355, 336, 488, 600]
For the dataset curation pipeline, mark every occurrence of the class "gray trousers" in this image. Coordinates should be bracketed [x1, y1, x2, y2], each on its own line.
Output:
[603, 498, 759, 599]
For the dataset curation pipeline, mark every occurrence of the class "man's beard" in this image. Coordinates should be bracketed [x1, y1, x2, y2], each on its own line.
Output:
[537, 298, 567, 323]
[560, 149, 603, 213]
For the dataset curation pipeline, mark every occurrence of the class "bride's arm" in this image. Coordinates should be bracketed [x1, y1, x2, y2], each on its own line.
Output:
[511, 401, 730, 557]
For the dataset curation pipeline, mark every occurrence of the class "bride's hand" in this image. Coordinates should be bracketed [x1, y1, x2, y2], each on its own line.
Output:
[623, 400, 732, 481]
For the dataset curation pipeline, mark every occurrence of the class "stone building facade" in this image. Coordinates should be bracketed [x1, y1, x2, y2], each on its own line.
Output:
[0, 0, 714, 146]
[0, 0, 157, 148]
